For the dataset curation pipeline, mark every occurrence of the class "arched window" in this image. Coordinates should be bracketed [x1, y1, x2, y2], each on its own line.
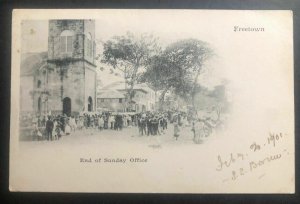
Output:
[60, 30, 74, 53]
[38, 97, 42, 113]
[88, 96, 93, 112]
[86, 33, 93, 58]
[37, 80, 41, 88]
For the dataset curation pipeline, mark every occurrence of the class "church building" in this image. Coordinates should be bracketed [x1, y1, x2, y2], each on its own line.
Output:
[20, 19, 97, 116]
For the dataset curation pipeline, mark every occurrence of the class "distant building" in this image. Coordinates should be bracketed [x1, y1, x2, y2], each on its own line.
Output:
[97, 81, 156, 112]
[20, 19, 97, 116]
[96, 89, 126, 112]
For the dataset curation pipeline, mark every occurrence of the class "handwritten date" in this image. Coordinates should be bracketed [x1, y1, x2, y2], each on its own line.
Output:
[250, 132, 284, 152]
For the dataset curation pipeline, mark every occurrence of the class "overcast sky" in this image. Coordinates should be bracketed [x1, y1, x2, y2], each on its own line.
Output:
[21, 11, 235, 88]
[21, 13, 221, 53]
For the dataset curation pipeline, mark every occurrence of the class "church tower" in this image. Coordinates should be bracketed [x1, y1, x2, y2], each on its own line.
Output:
[46, 19, 97, 116]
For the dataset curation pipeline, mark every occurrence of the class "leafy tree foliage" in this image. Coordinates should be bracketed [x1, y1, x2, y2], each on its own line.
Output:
[141, 38, 214, 109]
[101, 32, 160, 108]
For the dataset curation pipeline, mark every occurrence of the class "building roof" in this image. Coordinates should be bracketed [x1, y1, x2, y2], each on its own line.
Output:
[136, 83, 155, 93]
[97, 89, 125, 99]
[21, 52, 48, 76]
[102, 81, 126, 90]
[102, 81, 153, 93]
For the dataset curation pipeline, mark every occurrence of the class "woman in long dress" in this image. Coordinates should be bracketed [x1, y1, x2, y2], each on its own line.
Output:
[193, 119, 205, 144]
[77, 116, 83, 130]
[52, 119, 58, 140]
[65, 120, 71, 135]
[70, 116, 77, 132]
[173, 116, 180, 140]
[98, 116, 104, 131]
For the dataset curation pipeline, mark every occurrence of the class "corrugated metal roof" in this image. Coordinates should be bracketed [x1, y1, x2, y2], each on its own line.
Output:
[102, 81, 153, 93]
[97, 89, 125, 99]
[102, 81, 125, 90]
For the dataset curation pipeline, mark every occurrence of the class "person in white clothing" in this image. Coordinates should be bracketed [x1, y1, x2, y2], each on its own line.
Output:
[65, 122, 71, 135]
[52, 119, 58, 140]
[98, 116, 104, 131]
[69, 116, 77, 132]
[192, 119, 205, 144]
[108, 115, 115, 129]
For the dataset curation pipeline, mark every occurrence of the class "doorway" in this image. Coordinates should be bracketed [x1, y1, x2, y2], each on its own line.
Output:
[63, 97, 71, 116]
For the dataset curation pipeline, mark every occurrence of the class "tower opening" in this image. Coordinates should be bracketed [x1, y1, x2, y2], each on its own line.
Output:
[38, 97, 42, 113]
[63, 97, 71, 116]
[88, 96, 93, 112]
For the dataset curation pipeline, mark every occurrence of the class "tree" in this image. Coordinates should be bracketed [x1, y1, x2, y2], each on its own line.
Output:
[141, 38, 214, 110]
[101, 32, 160, 110]
[163, 39, 214, 109]
[139, 55, 170, 108]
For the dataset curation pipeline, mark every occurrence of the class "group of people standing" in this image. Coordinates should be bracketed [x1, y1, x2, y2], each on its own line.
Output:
[136, 109, 222, 143]
[135, 111, 196, 141]
[21, 107, 222, 143]
[44, 115, 76, 141]
[136, 112, 168, 136]
[26, 112, 143, 141]
[76, 113, 136, 131]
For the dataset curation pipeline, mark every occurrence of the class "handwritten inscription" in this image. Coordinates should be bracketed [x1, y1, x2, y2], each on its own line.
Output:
[250, 132, 284, 152]
[249, 153, 282, 171]
[216, 153, 246, 171]
[216, 132, 289, 182]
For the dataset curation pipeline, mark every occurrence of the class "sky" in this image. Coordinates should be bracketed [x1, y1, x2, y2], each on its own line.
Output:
[21, 11, 233, 88]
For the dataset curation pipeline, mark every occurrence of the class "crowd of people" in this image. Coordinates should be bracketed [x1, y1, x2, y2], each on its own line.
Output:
[20, 107, 223, 143]
[20, 112, 137, 141]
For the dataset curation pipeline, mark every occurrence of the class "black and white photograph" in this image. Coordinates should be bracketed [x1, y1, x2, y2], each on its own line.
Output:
[10, 10, 294, 193]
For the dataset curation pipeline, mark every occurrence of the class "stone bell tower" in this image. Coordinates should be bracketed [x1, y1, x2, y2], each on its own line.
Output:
[46, 19, 97, 116]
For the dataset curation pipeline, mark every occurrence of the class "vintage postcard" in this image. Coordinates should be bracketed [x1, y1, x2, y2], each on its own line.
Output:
[10, 9, 294, 193]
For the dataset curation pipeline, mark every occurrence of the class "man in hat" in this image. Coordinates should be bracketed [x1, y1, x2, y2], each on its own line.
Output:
[152, 115, 159, 136]
[146, 115, 152, 136]
[46, 116, 54, 141]
[138, 115, 147, 136]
